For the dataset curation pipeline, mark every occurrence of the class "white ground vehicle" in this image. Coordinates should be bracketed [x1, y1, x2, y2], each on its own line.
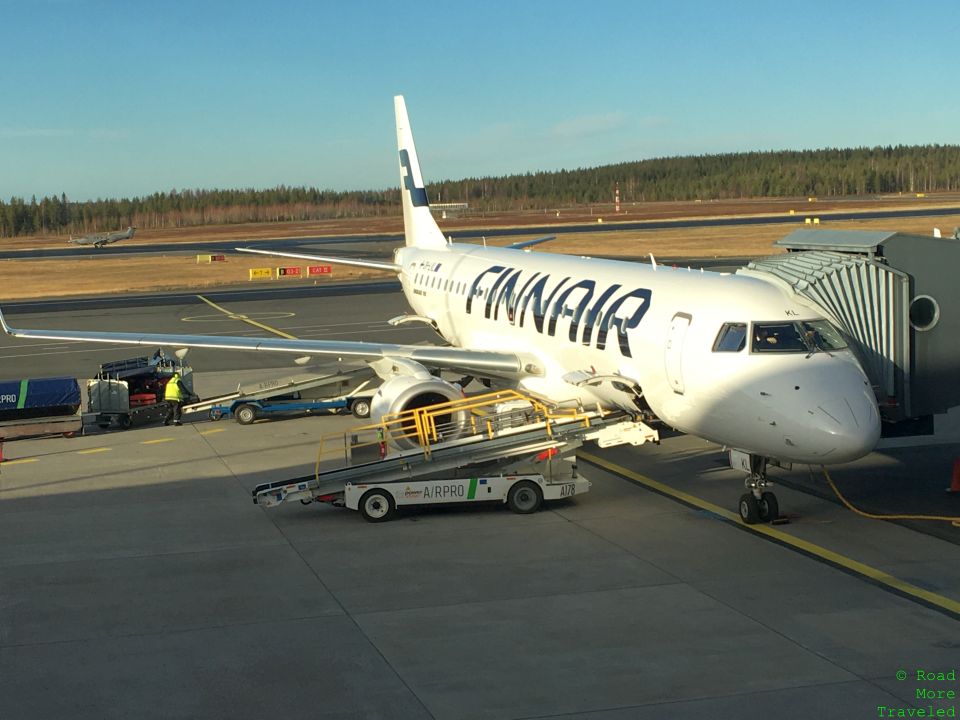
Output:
[253, 389, 655, 522]
[346, 469, 588, 522]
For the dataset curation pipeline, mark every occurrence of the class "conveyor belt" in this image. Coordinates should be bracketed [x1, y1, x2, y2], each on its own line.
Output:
[252, 410, 638, 506]
[183, 368, 376, 415]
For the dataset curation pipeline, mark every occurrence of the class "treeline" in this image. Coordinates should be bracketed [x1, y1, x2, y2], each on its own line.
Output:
[431, 144, 960, 209]
[0, 187, 400, 238]
[4, 144, 960, 237]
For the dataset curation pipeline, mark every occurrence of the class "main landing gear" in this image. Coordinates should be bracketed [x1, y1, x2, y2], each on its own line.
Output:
[737, 454, 779, 525]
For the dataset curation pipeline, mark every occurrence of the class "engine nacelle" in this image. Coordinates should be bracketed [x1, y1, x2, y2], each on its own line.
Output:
[370, 374, 467, 449]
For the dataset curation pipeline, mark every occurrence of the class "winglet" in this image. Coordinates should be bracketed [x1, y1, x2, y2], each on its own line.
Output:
[0, 304, 13, 335]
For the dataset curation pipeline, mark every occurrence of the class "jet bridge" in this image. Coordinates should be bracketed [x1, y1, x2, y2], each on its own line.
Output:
[740, 229, 960, 424]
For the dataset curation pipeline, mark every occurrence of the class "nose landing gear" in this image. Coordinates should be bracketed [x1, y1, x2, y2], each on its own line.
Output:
[737, 454, 780, 524]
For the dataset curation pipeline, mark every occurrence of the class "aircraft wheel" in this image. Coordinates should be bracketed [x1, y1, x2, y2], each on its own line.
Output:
[739, 493, 760, 524]
[235, 404, 258, 425]
[758, 491, 779, 523]
[507, 480, 543, 514]
[359, 489, 395, 523]
[351, 399, 371, 419]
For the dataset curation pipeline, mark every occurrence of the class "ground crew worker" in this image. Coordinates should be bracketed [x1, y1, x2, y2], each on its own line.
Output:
[164, 371, 187, 426]
[377, 427, 387, 459]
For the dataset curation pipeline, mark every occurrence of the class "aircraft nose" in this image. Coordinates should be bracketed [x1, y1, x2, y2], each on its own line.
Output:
[809, 386, 880, 462]
[796, 362, 880, 463]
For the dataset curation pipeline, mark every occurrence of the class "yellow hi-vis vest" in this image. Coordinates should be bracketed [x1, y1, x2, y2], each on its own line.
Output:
[164, 373, 185, 401]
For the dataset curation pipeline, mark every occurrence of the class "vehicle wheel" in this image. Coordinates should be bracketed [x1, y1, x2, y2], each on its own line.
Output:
[119, 415, 132, 430]
[97, 422, 110, 430]
[739, 493, 760, 524]
[351, 398, 371, 419]
[507, 480, 543, 514]
[758, 491, 779, 523]
[235, 404, 257, 425]
[209, 408, 223, 421]
[358, 489, 395, 523]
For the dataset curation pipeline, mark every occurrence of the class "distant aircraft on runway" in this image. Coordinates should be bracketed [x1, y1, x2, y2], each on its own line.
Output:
[68, 226, 136, 248]
[0, 97, 881, 524]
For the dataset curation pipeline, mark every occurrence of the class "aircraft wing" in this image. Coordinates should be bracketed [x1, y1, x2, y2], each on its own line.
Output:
[505, 235, 556, 250]
[237, 247, 400, 272]
[0, 305, 520, 376]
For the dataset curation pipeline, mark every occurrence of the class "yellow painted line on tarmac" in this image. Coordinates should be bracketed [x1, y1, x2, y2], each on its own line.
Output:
[195, 295, 298, 339]
[141, 438, 174, 445]
[199, 428, 226, 435]
[578, 450, 960, 619]
[77, 447, 110, 455]
[2, 457, 39, 465]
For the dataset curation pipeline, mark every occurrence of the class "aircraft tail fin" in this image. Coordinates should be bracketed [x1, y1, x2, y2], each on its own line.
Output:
[395, 96, 447, 251]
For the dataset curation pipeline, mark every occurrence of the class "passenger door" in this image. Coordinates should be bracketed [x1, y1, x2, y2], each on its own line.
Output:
[665, 313, 692, 394]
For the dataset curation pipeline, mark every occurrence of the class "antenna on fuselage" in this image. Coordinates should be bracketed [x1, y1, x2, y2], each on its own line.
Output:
[482, 236, 487, 247]
[649, 253, 657, 271]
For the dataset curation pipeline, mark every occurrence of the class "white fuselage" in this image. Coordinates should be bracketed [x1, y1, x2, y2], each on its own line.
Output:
[396, 242, 880, 466]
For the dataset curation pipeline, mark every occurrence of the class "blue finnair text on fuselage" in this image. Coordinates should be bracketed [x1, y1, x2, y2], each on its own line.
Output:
[464, 265, 652, 357]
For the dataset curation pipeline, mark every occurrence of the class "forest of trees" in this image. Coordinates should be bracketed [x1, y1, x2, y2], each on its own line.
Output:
[3, 144, 959, 238]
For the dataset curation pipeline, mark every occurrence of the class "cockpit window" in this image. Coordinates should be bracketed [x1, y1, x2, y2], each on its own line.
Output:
[798, 320, 848, 351]
[752, 320, 849, 353]
[713, 322, 747, 352]
[752, 322, 806, 352]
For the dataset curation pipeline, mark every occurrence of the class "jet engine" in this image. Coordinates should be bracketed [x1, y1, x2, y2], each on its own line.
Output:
[370, 374, 467, 449]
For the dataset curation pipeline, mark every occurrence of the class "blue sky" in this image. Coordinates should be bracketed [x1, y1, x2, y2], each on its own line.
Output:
[2, 0, 959, 201]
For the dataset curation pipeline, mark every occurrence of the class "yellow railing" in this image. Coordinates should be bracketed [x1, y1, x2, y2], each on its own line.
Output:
[314, 389, 603, 480]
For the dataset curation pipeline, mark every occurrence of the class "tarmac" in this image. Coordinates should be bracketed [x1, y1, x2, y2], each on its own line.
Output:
[1, 290, 959, 719]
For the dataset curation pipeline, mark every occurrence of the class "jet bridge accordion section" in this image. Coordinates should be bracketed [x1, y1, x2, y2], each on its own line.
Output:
[741, 251, 911, 420]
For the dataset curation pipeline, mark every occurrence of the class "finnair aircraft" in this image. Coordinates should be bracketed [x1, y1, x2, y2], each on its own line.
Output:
[68, 226, 136, 247]
[0, 96, 881, 523]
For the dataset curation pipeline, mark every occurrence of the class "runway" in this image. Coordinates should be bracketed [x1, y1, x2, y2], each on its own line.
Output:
[4, 203, 960, 259]
[1, 288, 958, 719]
[1, 279, 404, 315]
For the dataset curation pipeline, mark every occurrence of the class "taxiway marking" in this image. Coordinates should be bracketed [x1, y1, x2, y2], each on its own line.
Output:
[77, 447, 110, 455]
[1, 457, 38, 465]
[141, 438, 174, 445]
[195, 295, 298, 339]
[579, 450, 960, 620]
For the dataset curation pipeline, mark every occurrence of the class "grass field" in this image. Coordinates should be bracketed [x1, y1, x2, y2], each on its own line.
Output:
[2, 202, 958, 300]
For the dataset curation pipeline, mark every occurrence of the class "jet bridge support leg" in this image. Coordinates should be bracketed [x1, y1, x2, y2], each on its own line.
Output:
[737, 454, 779, 525]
